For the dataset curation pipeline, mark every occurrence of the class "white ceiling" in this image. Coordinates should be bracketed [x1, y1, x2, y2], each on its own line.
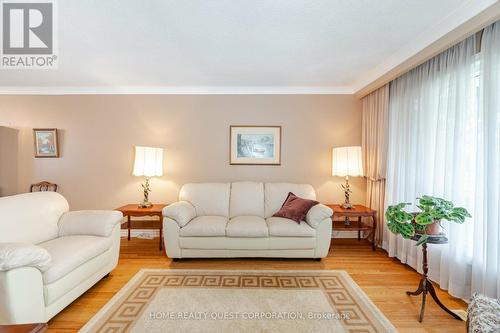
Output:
[0, 0, 497, 94]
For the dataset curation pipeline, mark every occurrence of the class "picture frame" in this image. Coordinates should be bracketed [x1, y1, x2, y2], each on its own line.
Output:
[33, 128, 59, 158]
[230, 125, 281, 165]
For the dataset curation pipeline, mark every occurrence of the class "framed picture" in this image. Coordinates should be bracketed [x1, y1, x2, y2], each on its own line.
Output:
[33, 128, 59, 158]
[230, 126, 281, 165]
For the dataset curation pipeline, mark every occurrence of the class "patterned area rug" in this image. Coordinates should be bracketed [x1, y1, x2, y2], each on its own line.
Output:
[80, 270, 397, 333]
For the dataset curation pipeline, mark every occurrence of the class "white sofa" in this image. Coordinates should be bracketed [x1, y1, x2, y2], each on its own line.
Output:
[0, 192, 122, 325]
[163, 182, 333, 259]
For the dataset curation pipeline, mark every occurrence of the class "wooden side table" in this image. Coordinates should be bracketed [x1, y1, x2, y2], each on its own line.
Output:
[327, 204, 377, 251]
[115, 204, 167, 250]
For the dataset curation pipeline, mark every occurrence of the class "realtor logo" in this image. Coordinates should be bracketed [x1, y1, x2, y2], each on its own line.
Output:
[1, 0, 57, 69]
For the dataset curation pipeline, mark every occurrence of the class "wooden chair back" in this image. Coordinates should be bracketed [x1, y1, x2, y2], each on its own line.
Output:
[30, 181, 58, 192]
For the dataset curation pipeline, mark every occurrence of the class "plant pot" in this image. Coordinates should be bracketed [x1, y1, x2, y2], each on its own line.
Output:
[414, 219, 444, 236]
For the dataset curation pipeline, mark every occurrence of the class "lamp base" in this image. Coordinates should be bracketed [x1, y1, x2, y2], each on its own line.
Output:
[341, 176, 354, 210]
[139, 177, 152, 208]
[138, 201, 152, 208]
[341, 202, 353, 209]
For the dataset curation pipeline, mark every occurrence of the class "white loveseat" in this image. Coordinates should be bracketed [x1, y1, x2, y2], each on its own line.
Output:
[0, 192, 122, 324]
[163, 182, 333, 259]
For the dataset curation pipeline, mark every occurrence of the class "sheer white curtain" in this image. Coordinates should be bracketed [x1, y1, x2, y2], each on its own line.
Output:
[384, 34, 481, 299]
[471, 22, 500, 299]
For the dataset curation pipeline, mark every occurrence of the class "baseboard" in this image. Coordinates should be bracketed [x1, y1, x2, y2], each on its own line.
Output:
[120, 229, 160, 238]
[333, 231, 360, 238]
[121, 230, 362, 239]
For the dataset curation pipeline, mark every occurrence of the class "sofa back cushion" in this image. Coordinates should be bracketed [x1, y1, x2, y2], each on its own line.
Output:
[264, 183, 316, 218]
[179, 183, 230, 217]
[0, 192, 69, 244]
[229, 182, 264, 218]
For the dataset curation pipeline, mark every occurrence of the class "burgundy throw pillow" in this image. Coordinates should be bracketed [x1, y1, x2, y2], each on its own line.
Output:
[272, 192, 319, 223]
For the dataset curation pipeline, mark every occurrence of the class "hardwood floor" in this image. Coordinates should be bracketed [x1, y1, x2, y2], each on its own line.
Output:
[47, 237, 467, 332]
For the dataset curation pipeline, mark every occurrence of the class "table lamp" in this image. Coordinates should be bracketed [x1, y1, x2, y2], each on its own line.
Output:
[332, 146, 364, 209]
[133, 146, 164, 208]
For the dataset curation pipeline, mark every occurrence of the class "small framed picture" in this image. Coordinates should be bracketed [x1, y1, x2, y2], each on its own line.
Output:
[230, 126, 281, 165]
[33, 128, 59, 158]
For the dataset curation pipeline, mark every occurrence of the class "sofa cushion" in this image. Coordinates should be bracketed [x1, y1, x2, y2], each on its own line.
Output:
[43, 249, 111, 305]
[226, 216, 268, 237]
[229, 182, 265, 218]
[179, 216, 228, 237]
[38, 235, 112, 284]
[264, 183, 316, 218]
[266, 217, 316, 237]
[180, 183, 230, 217]
[0, 192, 69, 244]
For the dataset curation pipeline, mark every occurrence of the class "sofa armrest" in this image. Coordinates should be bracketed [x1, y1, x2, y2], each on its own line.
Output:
[163, 201, 196, 227]
[58, 210, 123, 237]
[305, 204, 333, 228]
[0, 266, 46, 324]
[0, 243, 52, 272]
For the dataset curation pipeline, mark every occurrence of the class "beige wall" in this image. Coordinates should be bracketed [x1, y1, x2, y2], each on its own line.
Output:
[0, 95, 364, 210]
[0, 126, 19, 196]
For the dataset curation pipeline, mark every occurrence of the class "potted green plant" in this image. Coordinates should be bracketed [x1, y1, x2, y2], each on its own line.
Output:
[385, 195, 471, 245]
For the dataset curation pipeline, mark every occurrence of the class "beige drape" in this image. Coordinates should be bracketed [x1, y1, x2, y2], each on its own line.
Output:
[361, 85, 389, 246]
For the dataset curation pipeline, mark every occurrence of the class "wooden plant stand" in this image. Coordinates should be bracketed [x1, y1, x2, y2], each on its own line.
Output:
[406, 235, 462, 322]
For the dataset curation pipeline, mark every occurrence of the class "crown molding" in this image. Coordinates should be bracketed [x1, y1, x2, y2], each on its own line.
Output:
[354, 0, 500, 98]
[0, 85, 354, 95]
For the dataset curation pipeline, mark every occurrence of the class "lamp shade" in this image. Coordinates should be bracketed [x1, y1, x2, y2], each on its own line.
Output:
[133, 146, 164, 177]
[332, 146, 363, 177]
